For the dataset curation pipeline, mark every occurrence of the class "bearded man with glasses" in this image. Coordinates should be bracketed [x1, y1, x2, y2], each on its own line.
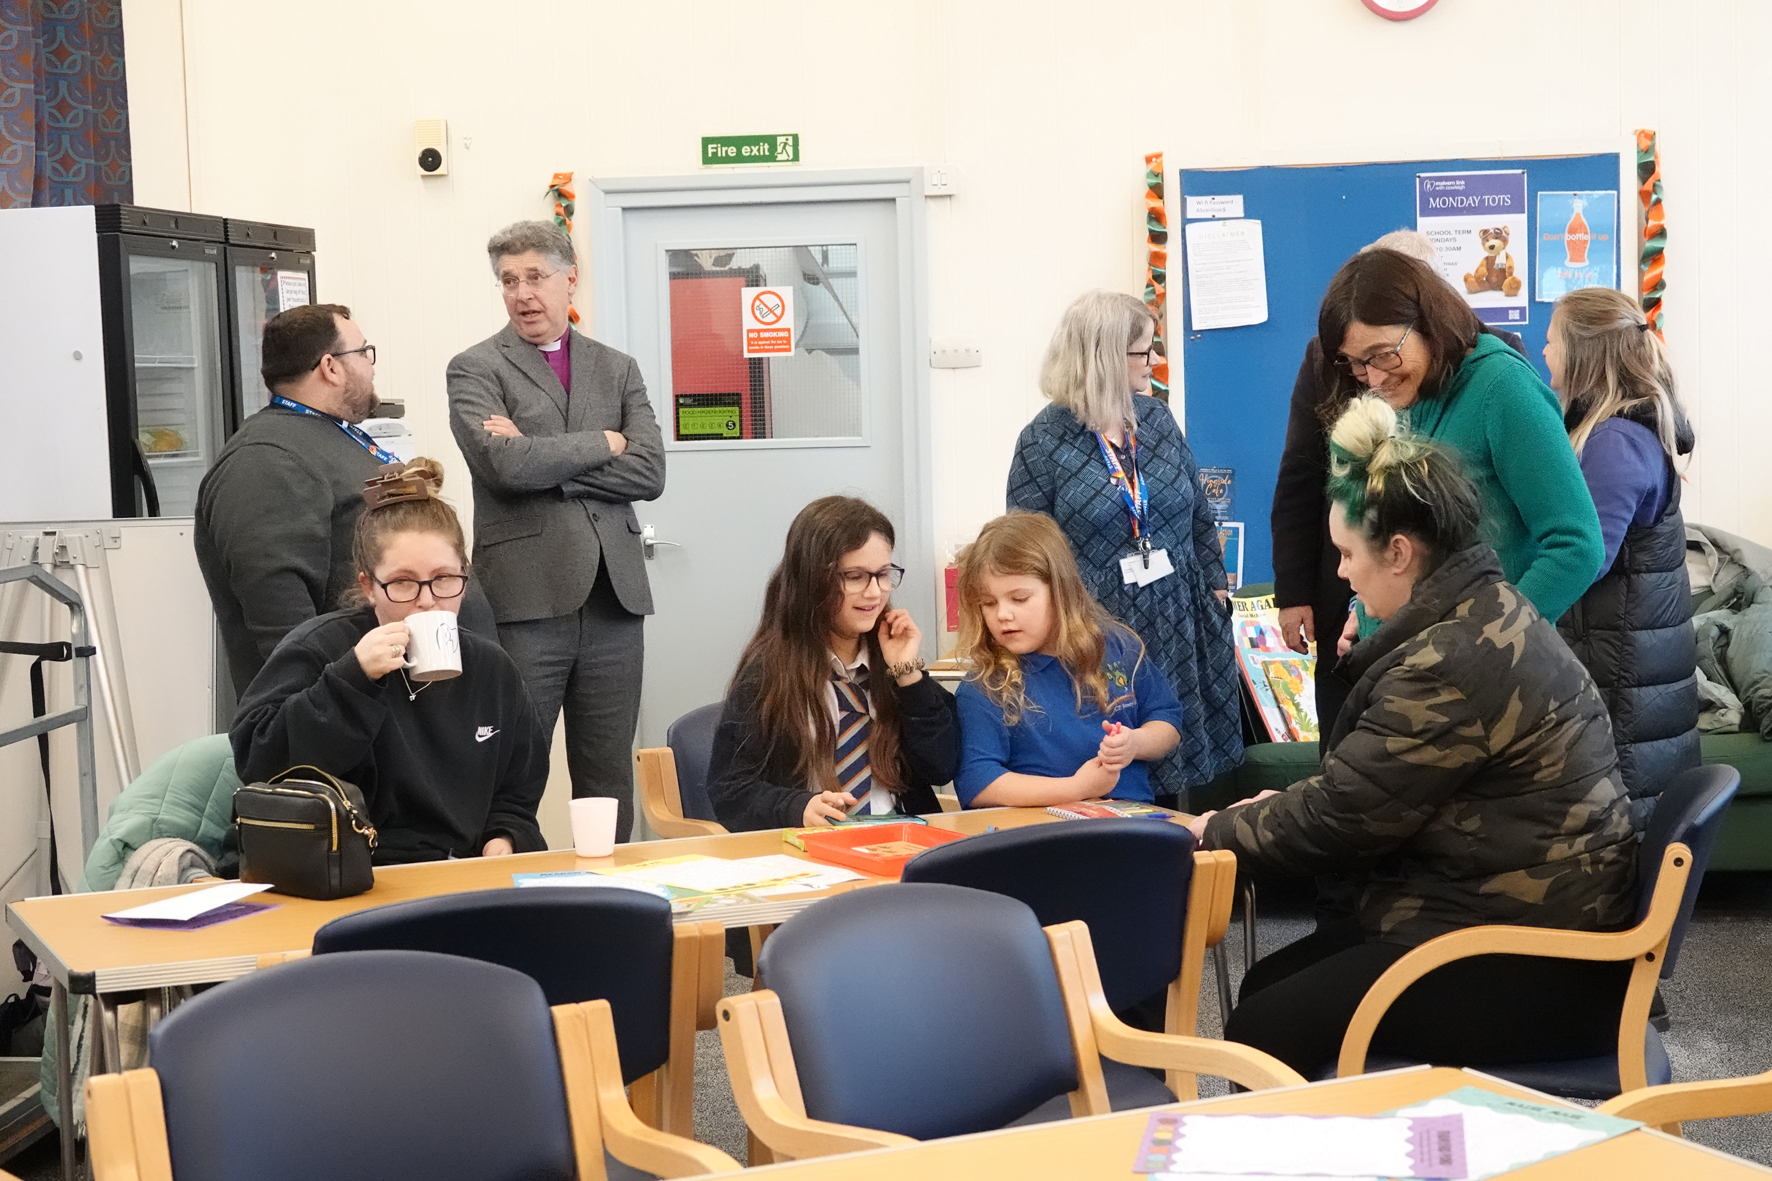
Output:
[197, 302, 497, 694]
[447, 219, 666, 844]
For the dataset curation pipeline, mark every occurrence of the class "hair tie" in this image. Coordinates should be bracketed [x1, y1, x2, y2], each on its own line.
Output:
[363, 460, 441, 509]
[1637, 321, 1653, 332]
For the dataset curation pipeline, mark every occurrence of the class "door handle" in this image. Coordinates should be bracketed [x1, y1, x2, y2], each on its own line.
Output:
[641, 524, 681, 561]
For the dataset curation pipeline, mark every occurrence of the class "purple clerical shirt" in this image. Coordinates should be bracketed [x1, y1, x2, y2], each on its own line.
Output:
[540, 332, 571, 392]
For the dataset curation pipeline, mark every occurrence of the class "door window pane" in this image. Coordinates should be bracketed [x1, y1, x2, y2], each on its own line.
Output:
[664, 244, 862, 444]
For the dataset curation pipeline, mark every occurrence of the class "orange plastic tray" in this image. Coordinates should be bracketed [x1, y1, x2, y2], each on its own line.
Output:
[798, 822, 969, 879]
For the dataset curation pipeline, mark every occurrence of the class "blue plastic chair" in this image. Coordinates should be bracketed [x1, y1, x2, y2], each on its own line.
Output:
[311, 886, 722, 1134]
[903, 818, 1230, 1111]
[717, 883, 1301, 1160]
[83, 949, 737, 1181]
[637, 703, 727, 838]
[1337, 764, 1741, 1099]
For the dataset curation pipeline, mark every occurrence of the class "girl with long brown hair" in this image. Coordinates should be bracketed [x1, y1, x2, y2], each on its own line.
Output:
[1544, 287, 1698, 815]
[953, 511, 1181, 807]
[232, 459, 548, 863]
[706, 496, 959, 831]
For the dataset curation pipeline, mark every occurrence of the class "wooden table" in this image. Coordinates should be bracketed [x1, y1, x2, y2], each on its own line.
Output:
[736, 1066, 1772, 1179]
[5, 805, 1075, 1180]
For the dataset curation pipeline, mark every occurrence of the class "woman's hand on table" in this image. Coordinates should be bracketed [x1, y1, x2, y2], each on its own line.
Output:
[803, 790, 857, 827]
[354, 621, 411, 680]
[481, 836, 515, 857]
[1187, 811, 1215, 842]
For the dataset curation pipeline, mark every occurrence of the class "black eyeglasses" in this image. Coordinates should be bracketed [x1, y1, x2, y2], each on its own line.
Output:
[1334, 327, 1411, 378]
[316, 344, 377, 369]
[1127, 348, 1157, 363]
[374, 573, 467, 603]
[838, 564, 905, 593]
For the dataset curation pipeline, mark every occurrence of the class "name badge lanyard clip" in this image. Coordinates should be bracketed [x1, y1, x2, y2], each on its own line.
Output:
[1095, 432, 1151, 568]
[271, 394, 401, 465]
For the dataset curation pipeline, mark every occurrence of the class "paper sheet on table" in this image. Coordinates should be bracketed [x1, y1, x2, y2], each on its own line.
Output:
[1185, 218, 1268, 330]
[511, 871, 672, 900]
[1138, 1111, 1464, 1178]
[1389, 1087, 1639, 1180]
[103, 882, 272, 922]
[594, 854, 858, 895]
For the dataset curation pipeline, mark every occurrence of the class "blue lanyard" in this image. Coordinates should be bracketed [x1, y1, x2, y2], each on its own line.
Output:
[271, 395, 400, 465]
[1094, 431, 1151, 556]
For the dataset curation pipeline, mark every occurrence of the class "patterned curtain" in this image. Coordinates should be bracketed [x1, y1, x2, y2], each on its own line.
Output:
[0, 0, 132, 208]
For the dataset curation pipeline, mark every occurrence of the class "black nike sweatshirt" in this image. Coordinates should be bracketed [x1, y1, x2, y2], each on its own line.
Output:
[231, 607, 548, 864]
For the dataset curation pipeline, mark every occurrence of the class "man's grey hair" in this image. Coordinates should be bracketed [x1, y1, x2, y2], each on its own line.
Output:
[486, 220, 575, 274]
[1362, 229, 1437, 266]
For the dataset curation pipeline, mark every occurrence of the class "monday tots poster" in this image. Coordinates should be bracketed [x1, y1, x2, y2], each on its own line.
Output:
[1416, 170, 1530, 327]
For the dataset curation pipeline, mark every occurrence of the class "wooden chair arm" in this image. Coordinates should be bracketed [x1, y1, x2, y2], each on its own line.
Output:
[1337, 842, 1693, 1081]
[1196, 849, 1239, 949]
[86, 1068, 174, 1181]
[554, 999, 741, 1177]
[1598, 1069, 1772, 1127]
[716, 992, 916, 1161]
[636, 748, 729, 840]
[1044, 921, 1306, 1093]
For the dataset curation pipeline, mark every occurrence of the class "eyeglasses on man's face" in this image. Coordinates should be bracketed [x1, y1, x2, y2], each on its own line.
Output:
[1335, 326, 1412, 378]
[838, 564, 905, 593]
[375, 573, 467, 603]
[498, 269, 560, 295]
[317, 343, 376, 369]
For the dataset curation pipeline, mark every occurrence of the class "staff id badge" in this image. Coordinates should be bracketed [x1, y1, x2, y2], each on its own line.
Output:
[1120, 548, 1175, 588]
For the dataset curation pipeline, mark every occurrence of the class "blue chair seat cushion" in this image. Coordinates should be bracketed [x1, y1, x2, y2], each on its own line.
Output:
[1318, 1027, 1670, 1102]
[1009, 1058, 1176, 1126]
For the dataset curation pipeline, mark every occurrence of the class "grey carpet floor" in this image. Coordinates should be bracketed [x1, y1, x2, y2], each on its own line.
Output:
[8, 876, 1770, 1177]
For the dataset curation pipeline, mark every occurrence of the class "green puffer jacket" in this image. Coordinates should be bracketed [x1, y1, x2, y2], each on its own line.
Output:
[1205, 545, 1637, 946]
[81, 733, 240, 891]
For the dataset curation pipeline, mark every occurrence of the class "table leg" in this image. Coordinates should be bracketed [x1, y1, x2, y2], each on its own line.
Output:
[95, 994, 122, 1077]
[1242, 880, 1258, 972]
[53, 982, 75, 1181]
[1211, 944, 1233, 1032]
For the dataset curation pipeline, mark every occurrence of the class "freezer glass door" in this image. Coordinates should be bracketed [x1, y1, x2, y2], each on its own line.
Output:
[130, 251, 225, 515]
[232, 256, 311, 423]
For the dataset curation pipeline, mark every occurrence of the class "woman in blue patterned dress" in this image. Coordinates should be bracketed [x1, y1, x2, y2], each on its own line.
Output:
[1007, 290, 1243, 801]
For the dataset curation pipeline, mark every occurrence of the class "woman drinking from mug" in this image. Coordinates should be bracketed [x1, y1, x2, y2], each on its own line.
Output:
[232, 459, 548, 864]
[707, 496, 960, 832]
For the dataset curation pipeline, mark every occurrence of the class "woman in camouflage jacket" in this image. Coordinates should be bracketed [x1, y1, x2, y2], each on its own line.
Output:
[1194, 396, 1638, 1076]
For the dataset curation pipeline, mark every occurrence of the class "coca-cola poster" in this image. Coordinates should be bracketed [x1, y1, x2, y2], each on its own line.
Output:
[1415, 169, 1531, 327]
[1535, 190, 1619, 302]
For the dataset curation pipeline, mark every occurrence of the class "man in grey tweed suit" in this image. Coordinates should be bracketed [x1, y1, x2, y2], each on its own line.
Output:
[448, 220, 665, 842]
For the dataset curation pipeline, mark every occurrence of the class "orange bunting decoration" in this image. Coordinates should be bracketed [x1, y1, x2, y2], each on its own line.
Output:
[1635, 131, 1666, 341]
[546, 171, 581, 326]
[1142, 152, 1170, 401]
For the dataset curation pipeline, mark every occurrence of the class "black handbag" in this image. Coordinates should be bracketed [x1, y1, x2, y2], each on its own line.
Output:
[233, 766, 378, 900]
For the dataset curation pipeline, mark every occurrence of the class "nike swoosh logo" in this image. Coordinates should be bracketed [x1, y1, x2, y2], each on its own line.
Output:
[475, 727, 500, 742]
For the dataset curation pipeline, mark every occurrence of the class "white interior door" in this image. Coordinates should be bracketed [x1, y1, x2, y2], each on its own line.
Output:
[596, 174, 931, 747]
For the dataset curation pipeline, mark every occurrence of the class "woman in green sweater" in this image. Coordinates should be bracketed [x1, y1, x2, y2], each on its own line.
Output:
[1314, 249, 1602, 655]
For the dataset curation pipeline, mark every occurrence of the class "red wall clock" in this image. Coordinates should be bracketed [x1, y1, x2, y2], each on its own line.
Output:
[1362, 0, 1438, 19]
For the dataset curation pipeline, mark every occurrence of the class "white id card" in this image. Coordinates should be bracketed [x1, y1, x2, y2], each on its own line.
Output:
[1119, 547, 1175, 587]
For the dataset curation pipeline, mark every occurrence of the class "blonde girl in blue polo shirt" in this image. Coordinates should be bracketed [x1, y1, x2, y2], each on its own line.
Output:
[954, 511, 1184, 808]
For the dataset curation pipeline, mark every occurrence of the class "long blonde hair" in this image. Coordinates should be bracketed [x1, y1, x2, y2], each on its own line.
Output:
[956, 512, 1136, 725]
[1039, 290, 1155, 434]
[1553, 287, 1689, 459]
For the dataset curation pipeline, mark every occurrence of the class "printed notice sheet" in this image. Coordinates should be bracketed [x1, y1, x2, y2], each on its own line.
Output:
[1185, 218, 1268, 330]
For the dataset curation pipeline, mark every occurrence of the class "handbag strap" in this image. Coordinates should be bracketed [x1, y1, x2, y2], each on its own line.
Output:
[268, 766, 379, 848]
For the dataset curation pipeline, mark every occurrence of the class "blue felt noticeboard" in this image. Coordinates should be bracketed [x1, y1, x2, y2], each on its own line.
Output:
[1178, 153, 1621, 586]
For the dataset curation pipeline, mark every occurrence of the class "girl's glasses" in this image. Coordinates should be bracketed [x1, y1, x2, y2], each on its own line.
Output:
[838, 564, 905, 592]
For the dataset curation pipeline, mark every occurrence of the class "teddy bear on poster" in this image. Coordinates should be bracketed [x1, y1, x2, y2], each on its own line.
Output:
[1464, 226, 1523, 296]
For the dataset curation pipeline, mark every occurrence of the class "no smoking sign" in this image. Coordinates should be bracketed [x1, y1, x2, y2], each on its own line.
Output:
[741, 285, 794, 357]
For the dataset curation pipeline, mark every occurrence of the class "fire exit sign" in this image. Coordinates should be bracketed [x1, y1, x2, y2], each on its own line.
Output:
[701, 134, 800, 166]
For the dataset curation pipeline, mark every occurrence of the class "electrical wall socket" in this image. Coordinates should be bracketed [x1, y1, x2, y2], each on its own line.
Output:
[929, 338, 981, 368]
[924, 167, 958, 197]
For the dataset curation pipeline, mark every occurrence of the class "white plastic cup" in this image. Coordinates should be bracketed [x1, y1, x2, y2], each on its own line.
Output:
[569, 797, 619, 858]
[402, 610, 462, 681]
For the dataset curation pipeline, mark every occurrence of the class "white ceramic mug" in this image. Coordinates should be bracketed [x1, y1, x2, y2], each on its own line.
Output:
[569, 797, 619, 858]
[402, 610, 462, 682]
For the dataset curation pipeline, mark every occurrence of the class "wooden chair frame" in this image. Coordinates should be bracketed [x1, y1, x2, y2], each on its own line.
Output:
[1598, 1067, 1772, 1134]
[85, 997, 739, 1181]
[716, 910, 1304, 1163]
[253, 920, 726, 1138]
[1336, 842, 1694, 1092]
[636, 747, 727, 839]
